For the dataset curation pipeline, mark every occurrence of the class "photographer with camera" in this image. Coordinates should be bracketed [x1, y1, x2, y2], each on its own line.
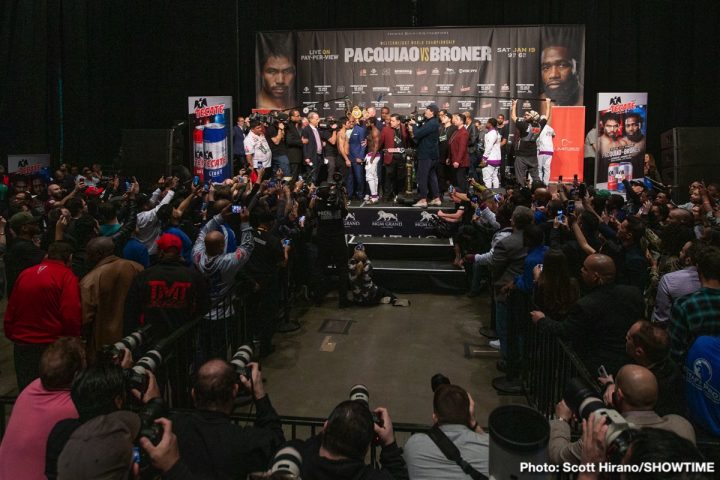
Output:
[549, 364, 696, 465]
[408, 104, 441, 208]
[170, 358, 285, 479]
[292, 398, 408, 479]
[309, 179, 351, 308]
[403, 383, 489, 478]
[45, 360, 162, 479]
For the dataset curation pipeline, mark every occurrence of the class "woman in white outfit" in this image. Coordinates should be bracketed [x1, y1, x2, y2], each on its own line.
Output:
[482, 118, 502, 188]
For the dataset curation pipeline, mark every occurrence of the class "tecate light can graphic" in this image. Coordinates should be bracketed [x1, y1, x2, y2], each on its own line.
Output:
[608, 162, 619, 191]
[193, 126, 205, 182]
[203, 123, 229, 181]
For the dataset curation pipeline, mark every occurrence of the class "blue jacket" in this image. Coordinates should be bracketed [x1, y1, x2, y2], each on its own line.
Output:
[515, 245, 548, 293]
[412, 117, 439, 160]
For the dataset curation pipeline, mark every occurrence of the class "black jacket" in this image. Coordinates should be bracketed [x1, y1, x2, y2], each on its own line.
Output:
[170, 395, 285, 480]
[538, 283, 644, 376]
[294, 434, 409, 480]
[302, 125, 324, 164]
[5, 237, 44, 295]
[285, 123, 304, 165]
[123, 259, 210, 337]
[412, 117, 439, 161]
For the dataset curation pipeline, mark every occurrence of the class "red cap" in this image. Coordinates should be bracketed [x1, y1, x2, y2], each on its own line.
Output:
[156, 233, 182, 252]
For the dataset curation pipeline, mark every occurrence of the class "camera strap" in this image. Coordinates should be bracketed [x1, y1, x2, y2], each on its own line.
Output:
[426, 425, 488, 480]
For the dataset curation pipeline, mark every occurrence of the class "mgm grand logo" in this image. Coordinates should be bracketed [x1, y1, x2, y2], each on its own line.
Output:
[372, 210, 402, 227]
[415, 210, 439, 227]
[344, 212, 361, 226]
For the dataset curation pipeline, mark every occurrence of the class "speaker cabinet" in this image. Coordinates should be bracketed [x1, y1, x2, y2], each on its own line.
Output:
[660, 127, 720, 203]
[119, 129, 185, 182]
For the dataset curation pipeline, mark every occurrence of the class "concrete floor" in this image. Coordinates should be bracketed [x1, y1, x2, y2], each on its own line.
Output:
[261, 291, 525, 427]
[0, 292, 526, 427]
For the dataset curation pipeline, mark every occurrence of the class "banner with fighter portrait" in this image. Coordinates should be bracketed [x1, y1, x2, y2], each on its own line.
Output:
[595, 92, 648, 191]
[255, 26, 585, 123]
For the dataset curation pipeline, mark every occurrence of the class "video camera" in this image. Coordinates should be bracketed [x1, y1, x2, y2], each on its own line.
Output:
[398, 111, 425, 126]
[248, 111, 290, 127]
[563, 377, 638, 462]
[317, 119, 339, 131]
[101, 325, 153, 362]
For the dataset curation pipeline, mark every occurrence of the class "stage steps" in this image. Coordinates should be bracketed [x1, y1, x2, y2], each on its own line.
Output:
[344, 201, 467, 293]
[348, 235, 454, 261]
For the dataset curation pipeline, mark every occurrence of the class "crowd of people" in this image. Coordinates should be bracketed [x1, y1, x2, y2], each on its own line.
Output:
[0, 99, 718, 478]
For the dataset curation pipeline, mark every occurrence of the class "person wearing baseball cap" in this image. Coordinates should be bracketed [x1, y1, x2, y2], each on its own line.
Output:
[408, 104, 442, 208]
[124, 233, 209, 339]
[5, 211, 44, 295]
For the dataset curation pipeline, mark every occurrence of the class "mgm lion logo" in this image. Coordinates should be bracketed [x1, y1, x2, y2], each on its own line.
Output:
[376, 211, 399, 222]
[419, 211, 438, 222]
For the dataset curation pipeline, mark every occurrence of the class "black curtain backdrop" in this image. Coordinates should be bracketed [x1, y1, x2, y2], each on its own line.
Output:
[1, 0, 718, 169]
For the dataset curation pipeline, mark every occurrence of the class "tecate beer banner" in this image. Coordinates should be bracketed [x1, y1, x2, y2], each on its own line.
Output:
[256, 26, 584, 121]
[7, 154, 51, 175]
[188, 96, 233, 183]
[595, 92, 648, 191]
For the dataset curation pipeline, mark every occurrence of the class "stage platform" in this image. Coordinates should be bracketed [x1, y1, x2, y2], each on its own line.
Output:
[344, 200, 466, 293]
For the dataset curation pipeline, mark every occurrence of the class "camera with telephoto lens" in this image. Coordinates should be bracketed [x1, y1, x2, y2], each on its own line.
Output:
[126, 341, 167, 395]
[136, 397, 167, 446]
[102, 324, 153, 362]
[230, 344, 254, 380]
[349, 384, 383, 427]
[268, 446, 303, 479]
[563, 377, 638, 463]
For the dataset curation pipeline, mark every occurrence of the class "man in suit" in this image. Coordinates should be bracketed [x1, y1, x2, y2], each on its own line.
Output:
[530, 253, 645, 376]
[490, 206, 533, 393]
[408, 104, 441, 207]
[302, 112, 324, 184]
[284, 109, 304, 179]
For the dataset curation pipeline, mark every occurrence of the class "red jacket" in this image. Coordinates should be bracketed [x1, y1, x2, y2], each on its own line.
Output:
[379, 124, 408, 165]
[4, 259, 82, 344]
[448, 127, 470, 168]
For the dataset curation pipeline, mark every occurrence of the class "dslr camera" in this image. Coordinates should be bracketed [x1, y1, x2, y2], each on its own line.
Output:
[349, 384, 383, 428]
[563, 377, 638, 462]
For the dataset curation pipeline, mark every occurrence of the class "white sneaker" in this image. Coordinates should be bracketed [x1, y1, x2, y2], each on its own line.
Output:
[489, 339, 501, 350]
[363, 195, 370, 201]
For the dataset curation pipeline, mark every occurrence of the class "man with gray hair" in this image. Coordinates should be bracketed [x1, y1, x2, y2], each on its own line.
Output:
[491, 205, 533, 394]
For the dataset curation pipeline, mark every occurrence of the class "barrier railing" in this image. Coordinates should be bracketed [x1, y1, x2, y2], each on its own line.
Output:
[524, 321, 600, 418]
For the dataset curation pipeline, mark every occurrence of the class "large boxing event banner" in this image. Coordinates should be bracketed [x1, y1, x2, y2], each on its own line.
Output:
[256, 26, 584, 121]
[595, 92, 648, 191]
[187, 96, 233, 183]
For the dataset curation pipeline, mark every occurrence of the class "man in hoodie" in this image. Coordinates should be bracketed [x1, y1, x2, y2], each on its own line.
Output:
[294, 399, 408, 480]
[192, 204, 254, 360]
